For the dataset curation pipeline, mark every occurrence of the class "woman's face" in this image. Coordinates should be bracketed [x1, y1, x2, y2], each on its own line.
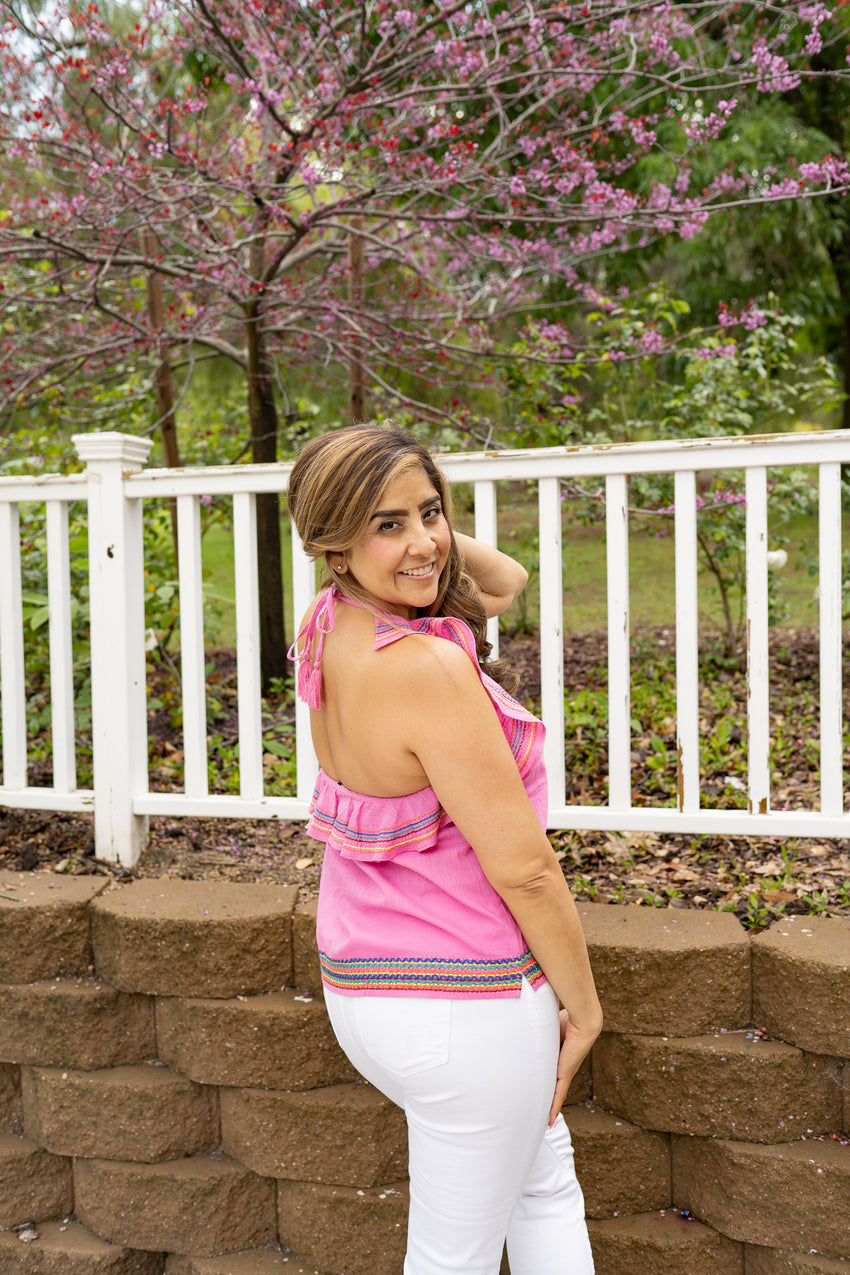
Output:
[342, 464, 451, 619]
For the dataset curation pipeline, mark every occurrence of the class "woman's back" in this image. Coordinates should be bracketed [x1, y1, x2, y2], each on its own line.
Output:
[307, 594, 438, 797]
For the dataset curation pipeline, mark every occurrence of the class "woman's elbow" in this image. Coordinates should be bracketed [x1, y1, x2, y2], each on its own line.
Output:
[489, 858, 563, 902]
[509, 562, 529, 601]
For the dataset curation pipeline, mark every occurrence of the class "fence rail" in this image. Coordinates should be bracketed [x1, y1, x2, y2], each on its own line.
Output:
[0, 430, 847, 865]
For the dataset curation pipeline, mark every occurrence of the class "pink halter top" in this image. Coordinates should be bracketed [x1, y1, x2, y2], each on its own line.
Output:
[289, 587, 548, 998]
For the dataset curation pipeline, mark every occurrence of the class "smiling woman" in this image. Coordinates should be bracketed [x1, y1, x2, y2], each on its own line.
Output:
[284, 423, 601, 1275]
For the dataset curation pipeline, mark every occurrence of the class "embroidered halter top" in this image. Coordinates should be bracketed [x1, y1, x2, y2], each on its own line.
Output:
[289, 587, 548, 998]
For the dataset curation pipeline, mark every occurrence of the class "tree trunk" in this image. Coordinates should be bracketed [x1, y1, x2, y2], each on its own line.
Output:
[826, 218, 850, 431]
[244, 300, 288, 688]
[141, 227, 180, 554]
[349, 221, 365, 425]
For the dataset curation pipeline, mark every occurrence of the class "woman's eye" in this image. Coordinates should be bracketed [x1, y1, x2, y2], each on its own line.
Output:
[378, 519, 399, 532]
[424, 505, 442, 521]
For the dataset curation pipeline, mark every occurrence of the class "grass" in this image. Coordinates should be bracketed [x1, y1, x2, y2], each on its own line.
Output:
[201, 520, 296, 650]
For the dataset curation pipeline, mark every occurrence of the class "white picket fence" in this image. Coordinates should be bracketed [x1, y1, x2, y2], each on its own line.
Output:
[0, 429, 847, 866]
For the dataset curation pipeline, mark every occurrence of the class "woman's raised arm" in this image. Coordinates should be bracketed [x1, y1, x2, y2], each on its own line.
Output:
[454, 532, 528, 617]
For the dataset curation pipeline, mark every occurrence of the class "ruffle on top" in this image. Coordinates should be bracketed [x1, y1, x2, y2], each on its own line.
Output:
[307, 776, 443, 863]
[289, 587, 545, 862]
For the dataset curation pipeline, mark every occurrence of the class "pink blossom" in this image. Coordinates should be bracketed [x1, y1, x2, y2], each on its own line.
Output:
[751, 38, 801, 93]
[798, 4, 830, 25]
[696, 344, 737, 360]
[741, 304, 768, 330]
[640, 329, 666, 354]
[685, 99, 738, 144]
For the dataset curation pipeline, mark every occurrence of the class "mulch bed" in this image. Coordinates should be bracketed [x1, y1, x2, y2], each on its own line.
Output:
[2, 627, 848, 931]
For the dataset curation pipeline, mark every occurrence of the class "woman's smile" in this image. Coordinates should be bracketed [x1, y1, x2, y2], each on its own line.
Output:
[399, 562, 437, 578]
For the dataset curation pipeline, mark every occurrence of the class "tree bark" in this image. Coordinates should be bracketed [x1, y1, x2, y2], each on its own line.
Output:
[349, 221, 365, 425]
[826, 220, 850, 431]
[244, 299, 288, 687]
[141, 227, 180, 554]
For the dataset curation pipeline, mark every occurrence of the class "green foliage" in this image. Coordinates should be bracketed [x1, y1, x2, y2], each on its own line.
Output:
[507, 288, 840, 448]
[504, 288, 842, 657]
[740, 893, 783, 932]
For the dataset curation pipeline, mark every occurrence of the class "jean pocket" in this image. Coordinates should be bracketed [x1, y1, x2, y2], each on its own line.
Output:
[354, 997, 451, 1079]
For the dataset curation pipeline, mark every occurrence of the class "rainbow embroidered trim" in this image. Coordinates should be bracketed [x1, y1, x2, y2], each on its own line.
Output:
[307, 791, 442, 856]
[319, 948, 545, 994]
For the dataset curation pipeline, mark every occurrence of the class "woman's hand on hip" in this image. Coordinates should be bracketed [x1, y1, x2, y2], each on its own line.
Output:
[549, 1008, 601, 1127]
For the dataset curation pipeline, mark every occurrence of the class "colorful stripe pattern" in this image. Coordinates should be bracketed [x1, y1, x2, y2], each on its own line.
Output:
[319, 948, 545, 994]
[306, 788, 442, 857]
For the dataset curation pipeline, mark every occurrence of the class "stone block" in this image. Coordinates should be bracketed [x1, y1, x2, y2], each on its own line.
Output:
[586, 1210, 743, 1275]
[0, 1220, 165, 1274]
[565, 1053, 592, 1105]
[753, 917, 850, 1056]
[672, 1134, 850, 1259]
[0, 1132, 73, 1228]
[592, 1030, 841, 1142]
[0, 979, 155, 1069]
[22, 1063, 219, 1162]
[92, 881, 299, 998]
[0, 871, 106, 983]
[565, 1103, 670, 1219]
[578, 904, 751, 1035]
[292, 899, 322, 996]
[74, 1154, 277, 1258]
[0, 1060, 22, 1131]
[165, 1248, 330, 1274]
[277, 1179, 408, 1275]
[745, 1245, 850, 1274]
[220, 1082, 407, 1187]
[156, 990, 356, 1089]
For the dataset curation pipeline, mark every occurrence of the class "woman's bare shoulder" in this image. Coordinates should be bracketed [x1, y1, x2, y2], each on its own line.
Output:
[379, 627, 482, 698]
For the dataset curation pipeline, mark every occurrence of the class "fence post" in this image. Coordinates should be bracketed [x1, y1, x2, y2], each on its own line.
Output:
[72, 432, 153, 865]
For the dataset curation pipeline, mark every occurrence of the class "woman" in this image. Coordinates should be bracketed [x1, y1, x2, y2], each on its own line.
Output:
[287, 424, 602, 1275]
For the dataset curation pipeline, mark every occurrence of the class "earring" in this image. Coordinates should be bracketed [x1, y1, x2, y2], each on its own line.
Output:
[335, 563, 345, 573]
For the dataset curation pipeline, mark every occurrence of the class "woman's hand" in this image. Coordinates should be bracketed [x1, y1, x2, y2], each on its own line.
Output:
[549, 1008, 602, 1127]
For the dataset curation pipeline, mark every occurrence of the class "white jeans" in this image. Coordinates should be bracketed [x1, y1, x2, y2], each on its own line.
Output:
[324, 979, 594, 1275]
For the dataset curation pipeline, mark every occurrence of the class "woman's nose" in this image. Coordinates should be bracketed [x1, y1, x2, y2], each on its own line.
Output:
[408, 522, 435, 555]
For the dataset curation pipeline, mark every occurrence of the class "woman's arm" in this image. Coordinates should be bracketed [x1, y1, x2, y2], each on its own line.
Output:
[400, 639, 602, 1122]
[454, 532, 528, 618]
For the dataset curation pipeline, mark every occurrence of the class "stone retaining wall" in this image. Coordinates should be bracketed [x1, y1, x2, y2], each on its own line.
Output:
[0, 869, 847, 1274]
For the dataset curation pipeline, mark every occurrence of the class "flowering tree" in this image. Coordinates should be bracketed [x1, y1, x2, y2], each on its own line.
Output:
[594, 9, 850, 426]
[2, 0, 849, 674]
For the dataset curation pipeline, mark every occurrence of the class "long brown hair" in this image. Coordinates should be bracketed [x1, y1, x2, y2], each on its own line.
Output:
[286, 423, 518, 692]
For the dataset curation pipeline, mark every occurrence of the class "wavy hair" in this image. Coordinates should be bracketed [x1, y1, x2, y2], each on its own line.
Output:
[286, 423, 518, 692]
